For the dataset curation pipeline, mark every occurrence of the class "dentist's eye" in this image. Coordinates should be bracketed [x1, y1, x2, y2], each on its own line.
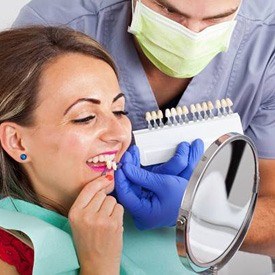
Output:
[113, 111, 129, 117]
[157, 3, 173, 14]
[72, 115, 95, 124]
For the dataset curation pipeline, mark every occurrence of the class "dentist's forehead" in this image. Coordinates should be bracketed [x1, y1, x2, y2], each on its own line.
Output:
[146, 0, 240, 15]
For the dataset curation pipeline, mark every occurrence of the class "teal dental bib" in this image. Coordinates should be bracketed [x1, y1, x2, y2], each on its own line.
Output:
[0, 197, 79, 275]
[0, 197, 195, 274]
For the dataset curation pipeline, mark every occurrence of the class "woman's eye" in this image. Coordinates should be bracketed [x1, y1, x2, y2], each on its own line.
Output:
[72, 115, 95, 124]
[113, 111, 129, 117]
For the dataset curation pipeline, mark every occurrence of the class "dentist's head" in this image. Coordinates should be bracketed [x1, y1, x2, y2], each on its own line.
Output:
[129, 0, 242, 78]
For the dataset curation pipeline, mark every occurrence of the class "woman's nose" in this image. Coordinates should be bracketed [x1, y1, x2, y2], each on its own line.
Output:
[100, 116, 129, 144]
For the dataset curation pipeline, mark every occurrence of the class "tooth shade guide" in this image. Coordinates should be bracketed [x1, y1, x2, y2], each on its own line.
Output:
[165, 108, 173, 126]
[221, 99, 227, 108]
[221, 99, 228, 116]
[207, 101, 214, 110]
[202, 102, 208, 111]
[226, 98, 233, 114]
[202, 102, 209, 120]
[195, 103, 203, 121]
[182, 106, 189, 115]
[190, 104, 198, 122]
[215, 100, 222, 109]
[171, 108, 177, 116]
[133, 115, 243, 166]
[165, 108, 171, 117]
[151, 111, 157, 119]
[156, 110, 165, 128]
[176, 106, 183, 115]
[176, 106, 184, 124]
[157, 110, 163, 118]
[145, 111, 153, 130]
[207, 101, 214, 118]
[170, 108, 178, 125]
[144, 98, 234, 130]
[146, 111, 152, 121]
[150, 111, 158, 129]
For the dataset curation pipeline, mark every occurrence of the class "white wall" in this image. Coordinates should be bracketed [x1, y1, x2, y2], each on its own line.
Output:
[0, 0, 31, 30]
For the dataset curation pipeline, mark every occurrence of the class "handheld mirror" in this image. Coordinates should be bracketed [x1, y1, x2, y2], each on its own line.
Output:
[176, 133, 259, 274]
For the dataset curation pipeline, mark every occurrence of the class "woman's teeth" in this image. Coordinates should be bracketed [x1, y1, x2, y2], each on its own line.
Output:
[88, 154, 115, 164]
[87, 154, 118, 170]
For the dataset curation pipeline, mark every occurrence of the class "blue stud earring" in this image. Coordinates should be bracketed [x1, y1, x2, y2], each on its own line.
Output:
[20, 154, 27, 161]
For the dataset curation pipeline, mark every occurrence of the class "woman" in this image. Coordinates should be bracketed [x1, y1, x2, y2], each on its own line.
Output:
[0, 26, 202, 275]
[0, 26, 131, 274]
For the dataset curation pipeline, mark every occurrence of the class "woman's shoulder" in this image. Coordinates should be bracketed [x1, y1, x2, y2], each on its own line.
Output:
[0, 228, 34, 275]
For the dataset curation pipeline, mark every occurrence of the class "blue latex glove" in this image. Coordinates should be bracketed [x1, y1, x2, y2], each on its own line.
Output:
[115, 157, 189, 230]
[141, 139, 204, 180]
[178, 139, 204, 180]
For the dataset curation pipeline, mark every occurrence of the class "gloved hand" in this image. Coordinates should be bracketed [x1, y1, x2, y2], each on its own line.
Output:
[178, 139, 204, 180]
[146, 141, 190, 176]
[135, 139, 204, 180]
[115, 155, 189, 230]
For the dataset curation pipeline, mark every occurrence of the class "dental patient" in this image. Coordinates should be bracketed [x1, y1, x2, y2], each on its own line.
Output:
[0, 26, 203, 274]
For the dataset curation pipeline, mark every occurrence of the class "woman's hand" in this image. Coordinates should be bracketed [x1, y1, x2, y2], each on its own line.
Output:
[68, 175, 124, 275]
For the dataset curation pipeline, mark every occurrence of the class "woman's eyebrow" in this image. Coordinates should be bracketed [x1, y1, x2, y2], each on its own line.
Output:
[64, 98, 101, 115]
[64, 93, 125, 115]
[113, 93, 125, 103]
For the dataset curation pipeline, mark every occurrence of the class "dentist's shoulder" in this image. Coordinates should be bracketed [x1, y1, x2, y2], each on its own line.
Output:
[13, 0, 130, 28]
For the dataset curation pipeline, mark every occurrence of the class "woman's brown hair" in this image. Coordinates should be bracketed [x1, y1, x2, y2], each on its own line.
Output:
[0, 26, 117, 207]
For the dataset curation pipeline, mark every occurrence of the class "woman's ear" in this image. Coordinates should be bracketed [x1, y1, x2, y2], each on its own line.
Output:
[0, 122, 29, 163]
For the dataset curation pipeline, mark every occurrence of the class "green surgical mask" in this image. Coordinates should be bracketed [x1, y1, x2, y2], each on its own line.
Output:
[128, 0, 238, 78]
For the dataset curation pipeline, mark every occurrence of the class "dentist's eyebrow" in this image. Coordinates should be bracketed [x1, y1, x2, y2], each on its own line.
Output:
[153, 0, 185, 15]
[203, 7, 238, 20]
[113, 92, 125, 103]
[64, 98, 101, 115]
[154, 0, 238, 20]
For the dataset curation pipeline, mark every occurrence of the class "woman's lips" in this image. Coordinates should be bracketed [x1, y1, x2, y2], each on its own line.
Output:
[87, 163, 115, 172]
[87, 163, 106, 172]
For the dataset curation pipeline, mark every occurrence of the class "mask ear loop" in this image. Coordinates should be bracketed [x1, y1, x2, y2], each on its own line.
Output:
[129, 0, 142, 34]
[131, 0, 141, 15]
[131, 0, 134, 14]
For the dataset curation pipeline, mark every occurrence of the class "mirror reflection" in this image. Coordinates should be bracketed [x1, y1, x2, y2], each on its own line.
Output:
[188, 139, 256, 264]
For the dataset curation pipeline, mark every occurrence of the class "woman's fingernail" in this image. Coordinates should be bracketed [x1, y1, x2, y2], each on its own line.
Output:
[105, 175, 113, 181]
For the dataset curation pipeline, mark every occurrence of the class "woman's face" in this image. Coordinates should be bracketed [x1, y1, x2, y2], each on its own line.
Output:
[22, 53, 132, 209]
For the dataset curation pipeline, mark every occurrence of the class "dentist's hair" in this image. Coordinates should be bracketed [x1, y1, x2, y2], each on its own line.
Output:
[0, 26, 117, 207]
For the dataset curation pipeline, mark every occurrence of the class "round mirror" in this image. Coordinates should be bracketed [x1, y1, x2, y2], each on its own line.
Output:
[176, 133, 259, 274]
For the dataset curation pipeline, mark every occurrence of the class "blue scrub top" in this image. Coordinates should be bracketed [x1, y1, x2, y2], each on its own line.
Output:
[13, 0, 275, 159]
